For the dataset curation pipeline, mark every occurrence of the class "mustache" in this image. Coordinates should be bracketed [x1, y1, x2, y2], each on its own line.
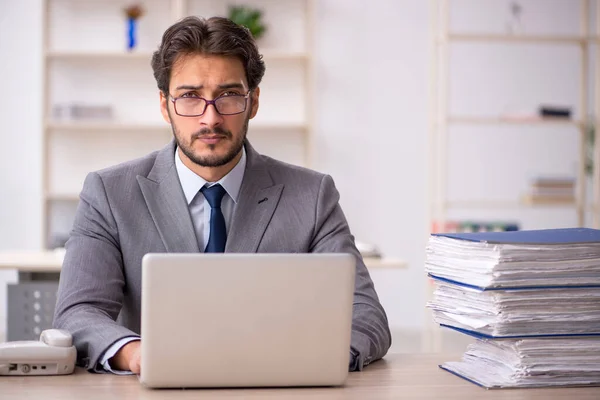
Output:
[192, 127, 232, 140]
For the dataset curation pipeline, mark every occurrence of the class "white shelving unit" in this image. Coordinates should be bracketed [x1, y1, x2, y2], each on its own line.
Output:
[426, 0, 600, 353]
[41, 0, 315, 249]
[429, 0, 600, 233]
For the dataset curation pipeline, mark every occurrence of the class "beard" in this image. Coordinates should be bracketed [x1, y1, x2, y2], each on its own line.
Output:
[169, 114, 249, 168]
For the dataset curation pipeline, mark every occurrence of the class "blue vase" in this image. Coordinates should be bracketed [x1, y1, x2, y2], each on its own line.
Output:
[127, 17, 137, 51]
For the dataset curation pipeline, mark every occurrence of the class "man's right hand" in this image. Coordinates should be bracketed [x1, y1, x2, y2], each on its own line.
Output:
[109, 340, 141, 374]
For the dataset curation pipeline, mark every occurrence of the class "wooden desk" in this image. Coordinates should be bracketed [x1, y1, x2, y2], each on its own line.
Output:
[0, 251, 406, 272]
[0, 353, 598, 399]
[0, 251, 63, 273]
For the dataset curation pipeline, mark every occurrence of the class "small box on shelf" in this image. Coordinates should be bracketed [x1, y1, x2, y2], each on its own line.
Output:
[523, 176, 576, 206]
[538, 105, 572, 119]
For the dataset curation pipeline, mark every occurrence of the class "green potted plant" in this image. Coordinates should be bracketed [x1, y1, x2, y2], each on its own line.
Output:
[585, 120, 595, 177]
[228, 5, 266, 40]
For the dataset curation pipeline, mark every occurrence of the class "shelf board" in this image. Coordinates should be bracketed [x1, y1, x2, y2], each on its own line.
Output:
[46, 193, 79, 202]
[46, 50, 154, 61]
[0, 250, 63, 272]
[46, 121, 170, 132]
[445, 199, 581, 208]
[46, 121, 307, 132]
[448, 117, 581, 126]
[46, 50, 309, 62]
[363, 257, 407, 269]
[443, 34, 590, 44]
[249, 121, 308, 131]
[262, 50, 309, 61]
[446, 200, 525, 208]
[521, 195, 578, 207]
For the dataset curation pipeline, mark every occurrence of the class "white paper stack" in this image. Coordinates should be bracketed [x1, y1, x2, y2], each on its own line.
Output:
[425, 235, 600, 288]
[425, 227, 600, 389]
[441, 338, 600, 389]
[428, 281, 600, 337]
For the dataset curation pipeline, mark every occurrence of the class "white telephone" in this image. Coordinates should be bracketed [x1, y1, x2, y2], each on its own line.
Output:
[0, 329, 77, 376]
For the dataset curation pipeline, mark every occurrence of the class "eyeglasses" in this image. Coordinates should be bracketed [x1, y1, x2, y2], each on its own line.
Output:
[170, 90, 251, 117]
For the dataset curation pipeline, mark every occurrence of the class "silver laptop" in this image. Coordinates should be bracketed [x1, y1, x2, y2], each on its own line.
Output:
[140, 253, 356, 389]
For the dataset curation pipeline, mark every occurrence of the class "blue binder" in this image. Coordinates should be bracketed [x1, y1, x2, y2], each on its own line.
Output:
[429, 275, 600, 337]
[438, 364, 600, 389]
[428, 274, 600, 291]
[433, 227, 600, 244]
[429, 227, 600, 289]
[438, 365, 492, 389]
[439, 324, 600, 339]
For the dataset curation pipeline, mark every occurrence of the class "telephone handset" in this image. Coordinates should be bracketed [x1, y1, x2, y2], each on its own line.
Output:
[0, 329, 77, 375]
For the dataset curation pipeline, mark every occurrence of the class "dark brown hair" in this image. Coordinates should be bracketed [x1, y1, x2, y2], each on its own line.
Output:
[151, 16, 266, 95]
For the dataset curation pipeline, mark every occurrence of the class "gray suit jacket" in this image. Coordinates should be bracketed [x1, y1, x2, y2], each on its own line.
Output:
[53, 139, 391, 372]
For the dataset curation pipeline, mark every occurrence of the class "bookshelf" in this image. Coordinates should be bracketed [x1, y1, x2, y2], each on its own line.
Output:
[41, 0, 315, 249]
[426, 0, 600, 352]
[429, 0, 600, 234]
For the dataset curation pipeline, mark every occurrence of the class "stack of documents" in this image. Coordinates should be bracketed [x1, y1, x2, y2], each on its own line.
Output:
[429, 281, 600, 338]
[441, 338, 600, 389]
[425, 227, 600, 389]
[425, 228, 600, 288]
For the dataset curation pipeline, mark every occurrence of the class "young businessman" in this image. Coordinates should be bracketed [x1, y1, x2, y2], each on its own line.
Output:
[53, 16, 391, 374]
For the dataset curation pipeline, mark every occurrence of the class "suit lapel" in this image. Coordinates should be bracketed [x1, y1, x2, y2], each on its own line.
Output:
[137, 140, 199, 253]
[225, 141, 283, 253]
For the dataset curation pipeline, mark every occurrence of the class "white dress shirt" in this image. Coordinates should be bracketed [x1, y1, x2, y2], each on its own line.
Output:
[100, 146, 247, 373]
[176, 146, 246, 251]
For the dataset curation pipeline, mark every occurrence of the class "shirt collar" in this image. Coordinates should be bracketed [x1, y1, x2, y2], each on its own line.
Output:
[174, 146, 246, 205]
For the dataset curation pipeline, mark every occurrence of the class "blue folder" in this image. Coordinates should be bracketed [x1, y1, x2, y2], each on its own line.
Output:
[433, 227, 600, 244]
[428, 273, 600, 291]
[439, 324, 600, 339]
[438, 364, 600, 389]
[438, 365, 493, 389]
[428, 227, 600, 289]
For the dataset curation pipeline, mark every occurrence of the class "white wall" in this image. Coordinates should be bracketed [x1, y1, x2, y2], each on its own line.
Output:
[313, 0, 430, 331]
[0, 0, 44, 338]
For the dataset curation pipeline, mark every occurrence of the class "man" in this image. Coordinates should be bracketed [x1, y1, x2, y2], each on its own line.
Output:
[53, 16, 391, 375]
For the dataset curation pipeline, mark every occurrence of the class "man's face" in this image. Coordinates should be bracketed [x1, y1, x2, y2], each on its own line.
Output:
[160, 53, 260, 168]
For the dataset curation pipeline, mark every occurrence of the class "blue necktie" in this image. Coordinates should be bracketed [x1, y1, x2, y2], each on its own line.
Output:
[201, 184, 227, 253]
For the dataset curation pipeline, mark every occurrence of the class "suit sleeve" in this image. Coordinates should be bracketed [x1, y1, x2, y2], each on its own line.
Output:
[309, 174, 392, 370]
[53, 172, 139, 372]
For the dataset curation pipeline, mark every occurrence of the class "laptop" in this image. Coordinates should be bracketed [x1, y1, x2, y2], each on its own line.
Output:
[139, 253, 356, 389]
